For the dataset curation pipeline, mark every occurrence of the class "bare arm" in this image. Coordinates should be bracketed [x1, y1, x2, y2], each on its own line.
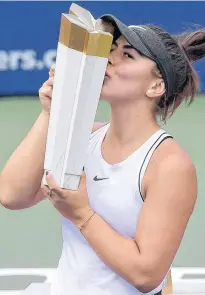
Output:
[80, 150, 197, 292]
[0, 66, 105, 210]
[0, 111, 50, 209]
[0, 118, 104, 210]
[0, 72, 55, 210]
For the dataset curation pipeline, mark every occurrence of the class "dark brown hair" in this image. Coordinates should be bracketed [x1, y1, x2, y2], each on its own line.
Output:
[148, 25, 205, 120]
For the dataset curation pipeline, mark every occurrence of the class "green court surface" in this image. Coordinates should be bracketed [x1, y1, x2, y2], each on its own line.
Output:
[0, 95, 205, 269]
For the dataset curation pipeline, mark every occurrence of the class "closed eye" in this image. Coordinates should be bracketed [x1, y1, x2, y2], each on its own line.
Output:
[124, 45, 143, 58]
[124, 52, 134, 59]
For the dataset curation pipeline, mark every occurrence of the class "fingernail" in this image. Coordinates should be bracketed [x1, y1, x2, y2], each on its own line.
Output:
[46, 171, 49, 176]
[82, 166, 85, 171]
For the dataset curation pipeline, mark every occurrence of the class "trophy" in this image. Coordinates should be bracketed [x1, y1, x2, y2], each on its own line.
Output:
[42, 3, 113, 190]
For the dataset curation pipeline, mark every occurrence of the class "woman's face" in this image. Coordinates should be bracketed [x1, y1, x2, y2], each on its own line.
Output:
[100, 36, 163, 105]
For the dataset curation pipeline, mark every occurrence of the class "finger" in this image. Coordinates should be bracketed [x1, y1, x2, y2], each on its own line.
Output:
[46, 172, 63, 197]
[50, 64, 55, 72]
[41, 77, 53, 89]
[39, 86, 52, 99]
[78, 171, 87, 190]
[41, 183, 58, 204]
[45, 173, 66, 204]
[46, 172, 58, 189]
[81, 171, 86, 181]
[46, 77, 54, 87]
[49, 64, 55, 77]
[42, 77, 53, 88]
[41, 184, 51, 198]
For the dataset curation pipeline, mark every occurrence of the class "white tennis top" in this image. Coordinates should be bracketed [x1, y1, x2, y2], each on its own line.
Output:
[50, 124, 172, 295]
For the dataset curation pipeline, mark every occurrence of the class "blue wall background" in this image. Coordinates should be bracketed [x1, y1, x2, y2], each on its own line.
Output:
[0, 1, 205, 95]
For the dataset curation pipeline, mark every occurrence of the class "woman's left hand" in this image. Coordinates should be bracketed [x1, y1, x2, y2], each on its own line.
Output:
[41, 172, 92, 227]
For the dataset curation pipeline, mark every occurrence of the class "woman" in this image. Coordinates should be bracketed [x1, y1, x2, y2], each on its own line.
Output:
[0, 15, 205, 295]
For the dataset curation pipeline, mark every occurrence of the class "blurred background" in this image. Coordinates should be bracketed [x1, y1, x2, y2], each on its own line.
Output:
[0, 1, 205, 294]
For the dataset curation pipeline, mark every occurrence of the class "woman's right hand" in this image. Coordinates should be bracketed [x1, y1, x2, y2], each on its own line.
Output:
[39, 65, 55, 114]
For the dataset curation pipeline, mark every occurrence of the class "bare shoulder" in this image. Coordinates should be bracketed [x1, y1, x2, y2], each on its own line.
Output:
[92, 122, 108, 133]
[143, 137, 197, 201]
[154, 137, 196, 174]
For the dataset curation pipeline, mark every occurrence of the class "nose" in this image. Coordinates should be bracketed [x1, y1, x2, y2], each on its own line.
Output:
[108, 50, 121, 66]
[108, 58, 112, 66]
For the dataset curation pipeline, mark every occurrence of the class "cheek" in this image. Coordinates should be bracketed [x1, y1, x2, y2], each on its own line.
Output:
[120, 64, 154, 95]
[118, 63, 152, 88]
[100, 76, 138, 101]
[100, 63, 153, 101]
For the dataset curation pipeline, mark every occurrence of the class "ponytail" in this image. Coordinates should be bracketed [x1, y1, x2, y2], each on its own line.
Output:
[148, 25, 205, 120]
[175, 30, 205, 63]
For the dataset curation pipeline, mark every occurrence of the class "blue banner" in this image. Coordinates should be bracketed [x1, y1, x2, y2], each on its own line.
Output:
[0, 1, 205, 95]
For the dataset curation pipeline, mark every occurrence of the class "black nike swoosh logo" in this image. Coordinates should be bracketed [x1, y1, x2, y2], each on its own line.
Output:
[93, 176, 109, 181]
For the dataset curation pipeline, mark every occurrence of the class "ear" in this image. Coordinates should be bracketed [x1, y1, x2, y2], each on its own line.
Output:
[146, 79, 166, 98]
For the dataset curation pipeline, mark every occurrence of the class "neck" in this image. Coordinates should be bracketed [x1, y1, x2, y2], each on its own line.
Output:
[108, 100, 160, 145]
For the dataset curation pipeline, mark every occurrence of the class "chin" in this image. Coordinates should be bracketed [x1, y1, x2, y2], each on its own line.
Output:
[100, 89, 108, 101]
[100, 87, 114, 102]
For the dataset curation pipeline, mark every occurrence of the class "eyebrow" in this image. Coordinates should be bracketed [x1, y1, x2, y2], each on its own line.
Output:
[124, 44, 135, 50]
[112, 41, 135, 50]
